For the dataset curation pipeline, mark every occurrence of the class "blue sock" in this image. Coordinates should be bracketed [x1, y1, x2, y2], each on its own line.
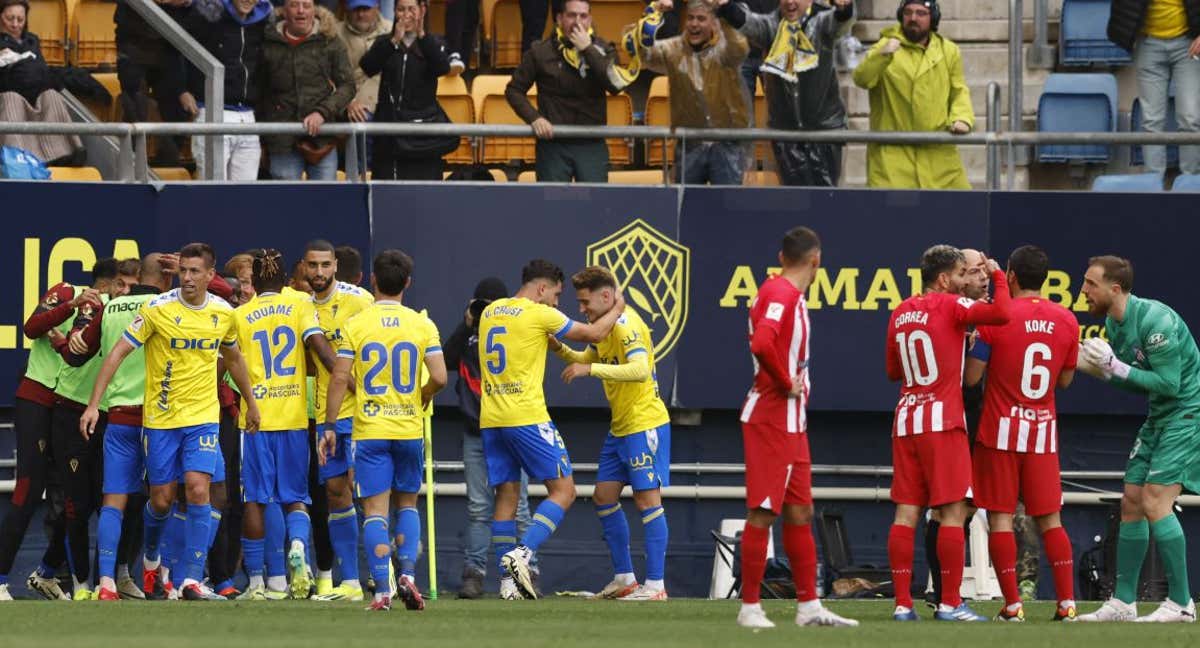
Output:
[163, 507, 187, 580]
[328, 506, 360, 583]
[207, 510, 222, 550]
[97, 506, 123, 581]
[183, 504, 213, 584]
[492, 520, 518, 575]
[265, 503, 286, 577]
[522, 501, 565, 552]
[641, 506, 668, 582]
[242, 537, 264, 578]
[215, 579, 234, 593]
[0, 575, 7, 585]
[362, 516, 390, 593]
[286, 510, 312, 550]
[596, 503, 633, 576]
[37, 562, 56, 579]
[394, 508, 420, 577]
[142, 502, 169, 563]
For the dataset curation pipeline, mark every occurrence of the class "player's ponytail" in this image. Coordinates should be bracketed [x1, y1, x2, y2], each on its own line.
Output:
[251, 248, 287, 294]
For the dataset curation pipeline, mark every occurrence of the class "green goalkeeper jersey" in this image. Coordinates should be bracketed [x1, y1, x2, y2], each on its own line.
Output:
[1106, 294, 1200, 425]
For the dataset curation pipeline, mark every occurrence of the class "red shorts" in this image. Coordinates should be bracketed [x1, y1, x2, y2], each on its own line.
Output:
[891, 430, 972, 507]
[972, 444, 1063, 516]
[743, 422, 811, 514]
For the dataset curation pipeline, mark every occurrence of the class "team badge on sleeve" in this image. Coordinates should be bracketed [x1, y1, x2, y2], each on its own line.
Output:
[766, 302, 785, 322]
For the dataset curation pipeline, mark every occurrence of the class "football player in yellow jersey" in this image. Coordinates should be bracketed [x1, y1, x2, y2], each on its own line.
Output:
[235, 250, 338, 601]
[477, 259, 626, 600]
[321, 250, 447, 612]
[304, 240, 375, 600]
[80, 243, 260, 602]
[550, 267, 672, 602]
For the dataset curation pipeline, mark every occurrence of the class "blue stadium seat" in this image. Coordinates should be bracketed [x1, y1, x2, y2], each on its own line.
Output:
[1091, 173, 1164, 192]
[1037, 73, 1118, 163]
[1171, 174, 1200, 192]
[1059, 0, 1132, 66]
[1130, 89, 1179, 168]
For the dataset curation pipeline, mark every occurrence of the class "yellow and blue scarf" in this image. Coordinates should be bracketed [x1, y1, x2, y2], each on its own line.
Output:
[761, 9, 818, 82]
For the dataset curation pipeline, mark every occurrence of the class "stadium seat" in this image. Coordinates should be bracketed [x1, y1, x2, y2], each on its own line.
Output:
[488, 167, 508, 181]
[1091, 172, 1164, 192]
[1059, 0, 1131, 66]
[1172, 174, 1200, 191]
[81, 72, 120, 121]
[814, 509, 892, 594]
[1036, 73, 1118, 163]
[438, 75, 476, 164]
[427, 0, 446, 40]
[590, 0, 645, 65]
[605, 92, 633, 166]
[28, 0, 67, 66]
[48, 166, 103, 181]
[516, 170, 536, 182]
[1130, 92, 1179, 169]
[488, 0, 550, 68]
[151, 167, 191, 181]
[609, 169, 665, 184]
[744, 169, 780, 186]
[72, 0, 118, 68]
[473, 75, 537, 164]
[645, 75, 673, 167]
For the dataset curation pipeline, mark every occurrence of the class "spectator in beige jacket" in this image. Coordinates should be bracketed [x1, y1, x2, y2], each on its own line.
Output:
[339, 0, 392, 123]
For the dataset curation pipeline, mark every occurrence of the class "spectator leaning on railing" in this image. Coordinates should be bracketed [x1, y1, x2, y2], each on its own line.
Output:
[1109, 0, 1200, 176]
[506, 0, 626, 183]
[852, 0, 973, 190]
[719, 0, 854, 187]
[259, 0, 354, 180]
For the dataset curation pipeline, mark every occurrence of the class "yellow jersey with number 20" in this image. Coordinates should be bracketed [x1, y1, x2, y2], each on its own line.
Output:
[478, 297, 574, 429]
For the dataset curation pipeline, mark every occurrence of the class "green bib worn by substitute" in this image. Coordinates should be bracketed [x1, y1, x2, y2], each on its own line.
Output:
[54, 295, 109, 406]
[99, 292, 155, 409]
[24, 285, 81, 390]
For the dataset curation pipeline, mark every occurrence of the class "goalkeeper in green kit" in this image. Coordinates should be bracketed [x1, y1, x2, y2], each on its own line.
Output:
[1076, 255, 1199, 623]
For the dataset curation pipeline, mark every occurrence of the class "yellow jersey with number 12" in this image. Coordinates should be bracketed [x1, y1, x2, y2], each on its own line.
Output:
[314, 282, 374, 424]
[338, 301, 442, 441]
[478, 297, 573, 429]
[594, 309, 671, 437]
[124, 289, 238, 430]
[234, 291, 323, 431]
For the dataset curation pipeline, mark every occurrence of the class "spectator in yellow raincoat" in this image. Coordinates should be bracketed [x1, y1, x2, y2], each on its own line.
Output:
[852, 0, 973, 189]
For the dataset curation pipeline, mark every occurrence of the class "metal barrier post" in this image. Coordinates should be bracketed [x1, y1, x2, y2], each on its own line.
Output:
[117, 129, 135, 182]
[134, 130, 149, 183]
[986, 82, 1001, 190]
[346, 129, 360, 182]
[1029, 0, 1054, 68]
[1009, 0, 1024, 191]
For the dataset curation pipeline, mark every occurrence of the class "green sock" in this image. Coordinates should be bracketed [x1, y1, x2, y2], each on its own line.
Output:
[1115, 520, 1150, 604]
[1150, 514, 1191, 607]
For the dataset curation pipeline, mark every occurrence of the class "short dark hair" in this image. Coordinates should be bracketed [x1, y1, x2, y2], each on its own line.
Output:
[305, 239, 335, 255]
[251, 248, 287, 293]
[1007, 245, 1049, 291]
[373, 249, 413, 295]
[571, 266, 617, 292]
[553, 0, 589, 16]
[521, 259, 564, 285]
[335, 245, 363, 283]
[920, 244, 965, 287]
[92, 257, 119, 283]
[179, 242, 216, 268]
[1089, 255, 1134, 293]
[781, 227, 820, 264]
[116, 258, 141, 278]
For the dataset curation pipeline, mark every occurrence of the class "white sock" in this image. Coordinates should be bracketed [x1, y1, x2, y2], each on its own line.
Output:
[1059, 599, 1075, 609]
[645, 579, 665, 591]
[938, 603, 956, 612]
[267, 575, 287, 592]
[340, 579, 361, 589]
[615, 572, 636, 586]
[290, 539, 305, 555]
[797, 599, 821, 614]
[116, 564, 131, 580]
[180, 578, 199, 588]
[1005, 601, 1023, 613]
[143, 556, 161, 572]
[73, 576, 89, 592]
[741, 602, 763, 614]
[375, 592, 388, 602]
[318, 570, 333, 580]
[248, 575, 264, 590]
[99, 576, 117, 591]
[160, 567, 171, 584]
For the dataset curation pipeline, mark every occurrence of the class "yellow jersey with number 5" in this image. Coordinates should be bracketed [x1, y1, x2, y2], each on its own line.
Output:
[478, 297, 574, 429]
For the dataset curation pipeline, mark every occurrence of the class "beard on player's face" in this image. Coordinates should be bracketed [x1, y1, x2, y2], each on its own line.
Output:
[308, 274, 331, 292]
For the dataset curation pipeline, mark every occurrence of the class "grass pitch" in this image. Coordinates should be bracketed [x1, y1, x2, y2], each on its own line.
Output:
[0, 598, 1195, 648]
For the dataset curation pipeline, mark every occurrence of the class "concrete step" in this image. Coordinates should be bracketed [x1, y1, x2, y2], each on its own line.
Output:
[840, 80, 1048, 119]
[855, 0, 1063, 21]
[852, 18, 1058, 43]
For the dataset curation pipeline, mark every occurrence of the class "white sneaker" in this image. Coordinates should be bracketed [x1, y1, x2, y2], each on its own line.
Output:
[1135, 599, 1197, 623]
[501, 546, 537, 600]
[594, 578, 638, 599]
[618, 586, 668, 601]
[499, 577, 522, 601]
[737, 604, 776, 629]
[796, 602, 860, 627]
[0, 584, 11, 601]
[116, 575, 146, 600]
[1078, 598, 1137, 622]
[26, 571, 69, 601]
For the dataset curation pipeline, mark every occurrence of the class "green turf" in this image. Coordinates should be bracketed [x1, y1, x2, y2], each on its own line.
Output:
[0, 598, 1195, 648]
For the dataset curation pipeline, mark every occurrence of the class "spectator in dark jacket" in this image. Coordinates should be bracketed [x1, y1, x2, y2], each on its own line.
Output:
[359, 0, 452, 180]
[1109, 0, 1200, 175]
[115, 0, 191, 166]
[181, 0, 274, 180]
[444, 277, 537, 599]
[259, 0, 355, 180]
[0, 0, 82, 164]
[506, 0, 626, 182]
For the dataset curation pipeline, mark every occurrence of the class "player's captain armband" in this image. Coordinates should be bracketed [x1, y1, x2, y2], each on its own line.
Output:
[957, 297, 976, 309]
[968, 338, 991, 362]
[765, 302, 785, 322]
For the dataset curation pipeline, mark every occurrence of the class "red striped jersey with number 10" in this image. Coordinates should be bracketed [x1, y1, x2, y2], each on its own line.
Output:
[741, 276, 810, 433]
[974, 297, 1079, 454]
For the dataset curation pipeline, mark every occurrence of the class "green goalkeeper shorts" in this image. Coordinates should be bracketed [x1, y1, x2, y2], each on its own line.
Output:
[1125, 419, 1200, 493]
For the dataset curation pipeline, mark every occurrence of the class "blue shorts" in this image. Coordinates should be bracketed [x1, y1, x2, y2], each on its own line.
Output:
[482, 421, 573, 487]
[241, 429, 311, 505]
[144, 423, 221, 486]
[318, 418, 354, 484]
[103, 423, 144, 494]
[596, 424, 671, 491]
[352, 438, 424, 498]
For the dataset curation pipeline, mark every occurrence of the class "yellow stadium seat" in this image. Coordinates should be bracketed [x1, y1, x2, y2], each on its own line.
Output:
[72, 0, 117, 68]
[488, 0, 550, 68]
[473, 75, 537, 164]
[644, 75, 672, 167]
[590, 0, 644, 65]
[609, 169, 665, 184]
[744, 169, 780, 186]
[753, 77, 769, 166]
[516, 170, 536, 182]
[427, 0, 446, 39]
[28, 0, 67, 66]
[151, 167, 191, 181]
[82, 72, 120, 121]
[488, 168, 508, 182]
[437, 75, 475, 164]
[605, 92, 632, 166]
[49, 166, 103, 181]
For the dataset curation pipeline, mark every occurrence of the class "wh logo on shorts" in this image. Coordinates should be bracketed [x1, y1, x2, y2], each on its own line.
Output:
[198, 434, 218, 450]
